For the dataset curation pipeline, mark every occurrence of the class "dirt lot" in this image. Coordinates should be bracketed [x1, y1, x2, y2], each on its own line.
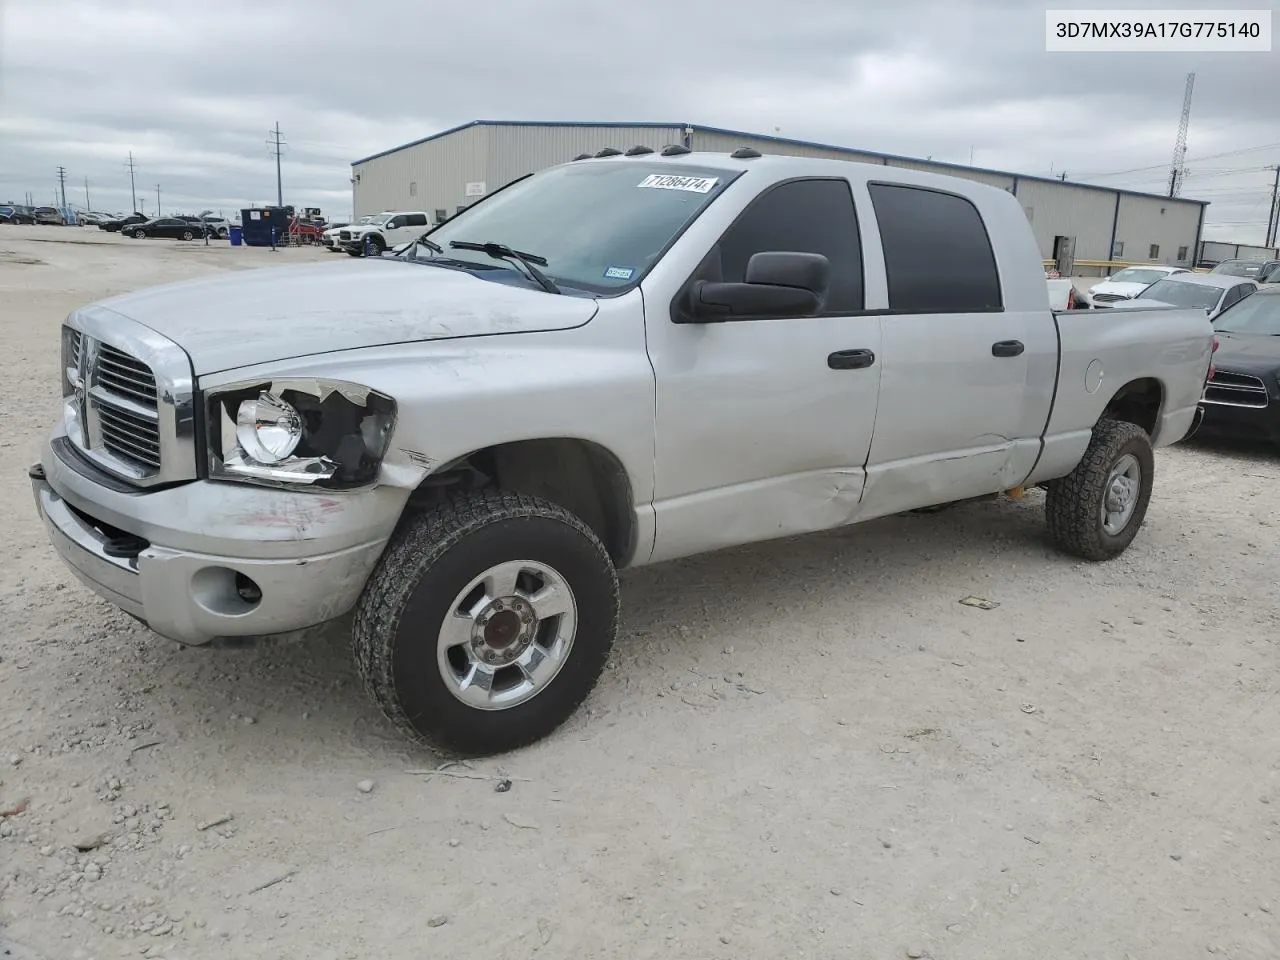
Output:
[1, 225, 1278, 960]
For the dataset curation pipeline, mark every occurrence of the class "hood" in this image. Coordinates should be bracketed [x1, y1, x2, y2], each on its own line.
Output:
[87, 259, 599, 376]
[1213, 332, 1280, 372]
[1089, 280, 1150, 297]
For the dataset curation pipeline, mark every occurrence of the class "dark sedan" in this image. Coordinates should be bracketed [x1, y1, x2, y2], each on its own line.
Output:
[100, 213, 148, 232]
[124, 217, 211, 240]
[1200, 285, 1280, 443]
[1210, 258, 1280, 283]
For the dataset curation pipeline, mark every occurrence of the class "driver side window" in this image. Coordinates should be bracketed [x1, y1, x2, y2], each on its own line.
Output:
[689, 178, 864, 315]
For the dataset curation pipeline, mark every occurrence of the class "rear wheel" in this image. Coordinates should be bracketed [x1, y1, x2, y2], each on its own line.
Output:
[181, 230, 193, 241]
[1046, 419, 1155, 560]
[353, 490, 619, 756]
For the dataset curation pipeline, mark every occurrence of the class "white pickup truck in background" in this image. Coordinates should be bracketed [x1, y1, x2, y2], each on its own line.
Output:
[31, 149, 1213, 756]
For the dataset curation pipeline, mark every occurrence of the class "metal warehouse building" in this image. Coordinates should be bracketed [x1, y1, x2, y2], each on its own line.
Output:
[351, 121, 1208, 274]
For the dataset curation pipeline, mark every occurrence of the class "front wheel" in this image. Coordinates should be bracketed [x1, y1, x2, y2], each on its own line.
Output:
[1046, 419, 1155, 561]
[181, 230, 193, 241]
[132, 229, 145, 239]
[353, 490, 619, 756]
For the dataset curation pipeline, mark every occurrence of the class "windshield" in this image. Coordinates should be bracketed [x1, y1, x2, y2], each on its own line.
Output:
[1108, 268, 1168, 284]
[406, 161, 740, 294]
[1211, 260, 1262, 278]
[1137, 279, 1222, 310]
[367, 214, 392, 226]
[1214, 293, 1280, 334]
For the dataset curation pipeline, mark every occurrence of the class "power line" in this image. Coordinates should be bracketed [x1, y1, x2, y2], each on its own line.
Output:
[1076, 142, 1280, 181]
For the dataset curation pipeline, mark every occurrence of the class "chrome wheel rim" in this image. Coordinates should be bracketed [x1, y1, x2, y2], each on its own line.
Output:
[1101, 453, 1141, 535]
[437, 560, 577, 711]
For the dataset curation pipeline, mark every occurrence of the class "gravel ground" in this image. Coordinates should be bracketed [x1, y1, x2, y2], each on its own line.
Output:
[1, 225, 1278, 960]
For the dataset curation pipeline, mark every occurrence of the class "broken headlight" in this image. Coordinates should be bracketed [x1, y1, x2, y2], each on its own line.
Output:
[207, 379, 396, 489]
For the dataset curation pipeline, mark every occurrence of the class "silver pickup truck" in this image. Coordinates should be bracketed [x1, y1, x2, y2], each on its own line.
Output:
[30, 150, 1213, 755]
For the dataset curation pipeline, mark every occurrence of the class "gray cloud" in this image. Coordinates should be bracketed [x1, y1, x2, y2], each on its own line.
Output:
[1, 0, 1276, 241]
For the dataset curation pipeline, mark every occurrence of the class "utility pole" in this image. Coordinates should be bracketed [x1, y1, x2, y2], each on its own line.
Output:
[1266, 164, 1280, 248]
[56, 166, 68, 213]
[268, 122, 286, 207]
[84, 176, 91, 212]
[155, 184, 161, 217]
[126, 152, 138, 212]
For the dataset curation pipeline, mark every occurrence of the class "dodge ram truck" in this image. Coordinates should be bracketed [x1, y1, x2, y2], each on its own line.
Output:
[30, 148, 1213, 756]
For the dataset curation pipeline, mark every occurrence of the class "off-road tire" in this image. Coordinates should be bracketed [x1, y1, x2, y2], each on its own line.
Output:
[352, 489, 619, 756]
[1046, 419, 1154, 561]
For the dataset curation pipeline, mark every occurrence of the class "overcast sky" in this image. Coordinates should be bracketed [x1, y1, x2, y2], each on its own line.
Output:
[1, 0, 1277, 243]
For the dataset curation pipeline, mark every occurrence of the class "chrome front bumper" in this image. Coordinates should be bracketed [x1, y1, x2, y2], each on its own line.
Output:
[31, 436, 407, 645]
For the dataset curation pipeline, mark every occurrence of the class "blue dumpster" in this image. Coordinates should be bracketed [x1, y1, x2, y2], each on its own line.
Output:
[228, 225, 243, 246]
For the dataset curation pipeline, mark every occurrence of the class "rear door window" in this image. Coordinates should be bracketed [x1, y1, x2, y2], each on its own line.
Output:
[868, 183, 1002, 314]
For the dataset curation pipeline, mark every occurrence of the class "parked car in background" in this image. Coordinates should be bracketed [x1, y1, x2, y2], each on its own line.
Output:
[186, 211, 231, 238]
[125, 217, 208, 241]
[338, 211, 432, 256]
[1210, 259, 1280, 281]
[1114, 272, 1258, 321]
[323, 215, 371, 251]
[1260, 263, 1280, 284]
[1199, 285, 1280, 442]
[31, 207, 67, 225]
[30, 151, 1214, 755]
[1087, 265, 1189, 307]
[100, 213, 147, 233]
[0, 205, 36, 224]
[76, 212, 121, 226]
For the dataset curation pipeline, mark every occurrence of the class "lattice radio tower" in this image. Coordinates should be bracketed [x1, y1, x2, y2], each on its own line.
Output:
[1168, 72, 1195, 198]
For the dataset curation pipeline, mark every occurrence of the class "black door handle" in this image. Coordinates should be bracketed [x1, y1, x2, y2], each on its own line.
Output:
[992, 340, 1025, 358]
[828, 349, 876, 370]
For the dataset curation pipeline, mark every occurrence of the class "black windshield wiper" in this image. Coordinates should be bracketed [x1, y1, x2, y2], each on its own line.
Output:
[406, 234, 443, 256]
[449, 240, 560, 294]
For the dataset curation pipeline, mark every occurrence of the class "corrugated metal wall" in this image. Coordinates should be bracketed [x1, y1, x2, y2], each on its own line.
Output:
[1113, 195, 1202, 266]
[1013, 180, 1116, 261]
[352, 125, 490, 220]
[689, 129, 886, 165]
[487, 125, 687, 195]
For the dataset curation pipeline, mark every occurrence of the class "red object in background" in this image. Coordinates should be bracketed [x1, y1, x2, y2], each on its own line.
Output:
[1207, 334, 1219, 381]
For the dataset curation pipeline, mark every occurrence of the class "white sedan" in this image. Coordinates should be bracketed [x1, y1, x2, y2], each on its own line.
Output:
[1087, 265, 1190, 307]
[1111, 272, 1258, 321]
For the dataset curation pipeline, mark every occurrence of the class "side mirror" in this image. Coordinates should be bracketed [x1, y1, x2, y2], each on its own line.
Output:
[686, 251, 830, 322]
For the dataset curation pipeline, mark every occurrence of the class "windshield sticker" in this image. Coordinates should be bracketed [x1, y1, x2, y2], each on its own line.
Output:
[604, 266, 635, 280]
[637, 174, 719, 194]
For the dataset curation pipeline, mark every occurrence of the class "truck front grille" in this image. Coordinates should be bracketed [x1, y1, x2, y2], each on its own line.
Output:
[339, 230, 351, 241]
[60, 312, 196, 487]
[1203, 370, 1269, 408]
